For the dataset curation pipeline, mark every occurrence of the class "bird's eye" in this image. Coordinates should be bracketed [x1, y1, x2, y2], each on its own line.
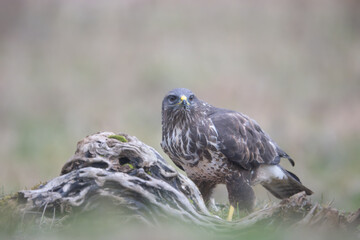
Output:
[189, 95, 194, 101]
[168, 95, 178, 103]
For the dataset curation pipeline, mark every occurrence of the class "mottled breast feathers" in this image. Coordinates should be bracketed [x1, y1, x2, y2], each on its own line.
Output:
[161, 88, 295, 172]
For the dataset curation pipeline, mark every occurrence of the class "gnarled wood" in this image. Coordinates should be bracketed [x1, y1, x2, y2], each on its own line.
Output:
[1, 132, 359, 236]
[19, 132, 215, 226]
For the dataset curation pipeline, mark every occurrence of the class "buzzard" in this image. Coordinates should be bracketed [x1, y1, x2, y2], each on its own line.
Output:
[161, 88, 313, 220]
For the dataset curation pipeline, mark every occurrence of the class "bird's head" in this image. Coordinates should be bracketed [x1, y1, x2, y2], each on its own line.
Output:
[162, 88, 197, 111]
[162, 88, 201, 123]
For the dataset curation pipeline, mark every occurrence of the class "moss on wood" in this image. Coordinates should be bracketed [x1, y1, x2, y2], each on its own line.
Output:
[108, 135, 128, 142]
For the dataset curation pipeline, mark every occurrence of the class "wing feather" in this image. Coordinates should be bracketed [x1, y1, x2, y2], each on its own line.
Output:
[209, 109, 293, 169]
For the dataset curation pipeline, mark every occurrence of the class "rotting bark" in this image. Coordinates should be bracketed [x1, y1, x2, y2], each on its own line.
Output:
[1, 132, 359, 235]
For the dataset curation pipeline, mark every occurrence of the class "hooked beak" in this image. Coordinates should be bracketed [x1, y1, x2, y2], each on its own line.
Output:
[178, 95, 190, 108]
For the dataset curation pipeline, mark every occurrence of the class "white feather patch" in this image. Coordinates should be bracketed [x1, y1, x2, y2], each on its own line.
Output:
[254, 165, 287, 184]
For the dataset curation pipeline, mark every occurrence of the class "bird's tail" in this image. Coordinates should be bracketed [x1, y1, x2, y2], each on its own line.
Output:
[257, 165, 313, 199]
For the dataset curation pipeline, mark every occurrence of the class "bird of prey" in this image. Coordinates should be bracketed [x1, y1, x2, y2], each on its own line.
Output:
[161, 88, 313, 220]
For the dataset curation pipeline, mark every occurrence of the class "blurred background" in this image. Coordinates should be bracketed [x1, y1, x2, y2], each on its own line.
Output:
[0, 0, 359, 211]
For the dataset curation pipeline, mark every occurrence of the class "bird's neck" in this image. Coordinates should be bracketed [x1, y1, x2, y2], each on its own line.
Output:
[162, 101, 212, 132]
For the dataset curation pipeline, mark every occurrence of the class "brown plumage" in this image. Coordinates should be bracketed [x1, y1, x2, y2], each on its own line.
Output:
[161, 88, 312, 211]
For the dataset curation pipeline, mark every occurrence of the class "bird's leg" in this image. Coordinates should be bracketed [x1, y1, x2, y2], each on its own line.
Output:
[193, 180, 217, 206]
[225, 172, 255, 221]
[227, 205, 235, 221]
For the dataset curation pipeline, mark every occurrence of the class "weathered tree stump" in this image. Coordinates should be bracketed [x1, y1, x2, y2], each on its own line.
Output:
[19, 132, 216, 227]
[1, 132, 359, 237]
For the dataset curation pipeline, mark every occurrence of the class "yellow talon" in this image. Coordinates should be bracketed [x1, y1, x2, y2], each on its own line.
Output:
[227, 205, 235, 221]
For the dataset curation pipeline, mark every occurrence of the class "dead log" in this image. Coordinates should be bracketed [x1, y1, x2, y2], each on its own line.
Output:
[18, 132, 216, 227]
[1, 132, 359, 236]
